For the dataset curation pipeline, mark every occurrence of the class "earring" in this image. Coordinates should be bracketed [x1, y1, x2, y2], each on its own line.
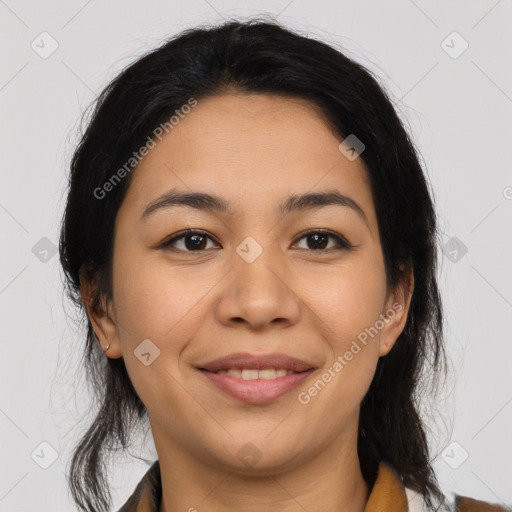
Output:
[103, 343, 110, 353]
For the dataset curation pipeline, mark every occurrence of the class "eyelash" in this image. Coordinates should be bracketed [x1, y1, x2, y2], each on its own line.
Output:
[159, 229, 354, 254]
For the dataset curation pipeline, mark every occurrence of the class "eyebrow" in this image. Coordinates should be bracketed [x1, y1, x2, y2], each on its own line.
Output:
[140, 188, 369, 228]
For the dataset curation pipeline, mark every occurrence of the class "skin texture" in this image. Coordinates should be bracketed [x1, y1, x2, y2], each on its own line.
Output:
[82, 93, 414, 512]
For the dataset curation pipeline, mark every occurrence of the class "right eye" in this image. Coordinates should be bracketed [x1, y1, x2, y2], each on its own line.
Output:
[160, 229, 220, 253]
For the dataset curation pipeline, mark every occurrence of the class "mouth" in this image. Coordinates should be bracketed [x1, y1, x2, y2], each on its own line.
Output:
[196, 352, 317, 405]
[198, 368, 316, 405]
[197, 351, 316, 373]
[204, 368, 302, 379]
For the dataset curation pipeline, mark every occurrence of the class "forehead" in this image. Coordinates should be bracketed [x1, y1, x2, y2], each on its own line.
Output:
[120, 93, 376, 227]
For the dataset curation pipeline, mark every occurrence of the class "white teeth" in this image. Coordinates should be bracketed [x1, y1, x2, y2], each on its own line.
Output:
[241, 369, 259, 380]
[214, 368, 298, 379]
[259, 368, 277, 380]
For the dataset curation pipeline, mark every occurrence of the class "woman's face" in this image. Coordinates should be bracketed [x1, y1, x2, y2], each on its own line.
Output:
[88, 92, 412, 474]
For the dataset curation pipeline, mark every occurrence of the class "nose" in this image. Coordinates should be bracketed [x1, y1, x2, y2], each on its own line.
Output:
[214, 247, 301, 332]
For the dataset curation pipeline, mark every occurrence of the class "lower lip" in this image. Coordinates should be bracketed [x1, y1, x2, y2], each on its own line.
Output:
[199, 369, 315, 405]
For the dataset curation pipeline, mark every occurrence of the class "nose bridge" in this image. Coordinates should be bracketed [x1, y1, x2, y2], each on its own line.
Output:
[234, 234, 286, 299]
[215, 234, 301, 329]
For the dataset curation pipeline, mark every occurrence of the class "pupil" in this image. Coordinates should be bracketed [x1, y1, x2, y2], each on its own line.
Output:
[309, 233, 327, 250]
[186, 234, 206, 250]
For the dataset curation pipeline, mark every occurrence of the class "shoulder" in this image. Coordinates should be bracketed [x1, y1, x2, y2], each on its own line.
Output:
[405, 487, 435, 512]
[404, 487, 511, 512]
[117, 460, 161, 512]
[452, 495, 511, 512]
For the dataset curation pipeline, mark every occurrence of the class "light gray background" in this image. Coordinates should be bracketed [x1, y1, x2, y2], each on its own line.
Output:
[1, 1, 511, 510]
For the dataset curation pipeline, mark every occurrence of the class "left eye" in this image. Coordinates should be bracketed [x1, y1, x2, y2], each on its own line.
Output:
[160, 229, 352, 253]
[293, 230, 352, 251]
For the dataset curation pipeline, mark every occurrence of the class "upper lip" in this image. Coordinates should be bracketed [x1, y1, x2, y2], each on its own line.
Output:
[197, 352, 316, 372]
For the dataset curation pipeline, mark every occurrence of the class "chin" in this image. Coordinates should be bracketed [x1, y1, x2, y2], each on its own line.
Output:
[203, 438, 309, 476]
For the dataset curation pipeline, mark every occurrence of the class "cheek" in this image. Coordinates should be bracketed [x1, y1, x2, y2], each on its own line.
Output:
[296, 263, 385, 421]
[111, 252, 211, 412]
[112, 248, 217, 345]
[301, 253, 387, 349]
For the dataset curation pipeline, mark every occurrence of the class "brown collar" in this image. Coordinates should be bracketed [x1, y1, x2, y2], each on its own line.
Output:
[118, 459, 510, 511]
[364, 461, 409, 511]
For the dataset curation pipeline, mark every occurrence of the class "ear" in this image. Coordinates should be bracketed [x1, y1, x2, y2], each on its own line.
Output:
[80, 275, 123, 359]
[378, 263, 414, 357]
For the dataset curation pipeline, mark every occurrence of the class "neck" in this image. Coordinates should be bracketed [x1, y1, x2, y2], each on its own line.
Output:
[155, 426, 370, 512]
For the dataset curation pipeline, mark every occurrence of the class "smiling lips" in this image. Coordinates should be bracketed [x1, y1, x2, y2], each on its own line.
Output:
[197, 352, 317, 405]
[198, 351, 315, 372]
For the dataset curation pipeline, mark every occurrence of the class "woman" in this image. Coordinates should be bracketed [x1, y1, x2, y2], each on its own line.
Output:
[59, 18, 509, 512]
